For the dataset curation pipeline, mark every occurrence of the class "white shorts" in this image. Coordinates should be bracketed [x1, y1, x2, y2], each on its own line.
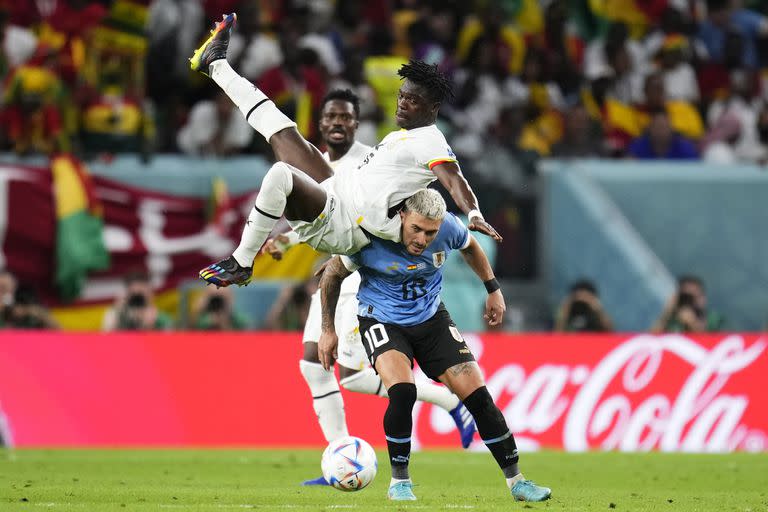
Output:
[303, 290, 368, 371]
[288, 177, 370, 255]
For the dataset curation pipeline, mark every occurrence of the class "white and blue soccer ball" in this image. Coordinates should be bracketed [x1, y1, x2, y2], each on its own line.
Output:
[321, 435, 378, 491]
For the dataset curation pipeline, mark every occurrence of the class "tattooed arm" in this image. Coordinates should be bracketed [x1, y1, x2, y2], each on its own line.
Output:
[317, 256, 353, 370]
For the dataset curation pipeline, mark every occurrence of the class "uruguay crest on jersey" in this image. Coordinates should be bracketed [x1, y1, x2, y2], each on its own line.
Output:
[432, 251, 446, 268]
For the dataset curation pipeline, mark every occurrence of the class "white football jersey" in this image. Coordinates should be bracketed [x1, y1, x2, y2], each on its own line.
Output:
[322, 141, 370, 298]
[333, 124, 457, 242]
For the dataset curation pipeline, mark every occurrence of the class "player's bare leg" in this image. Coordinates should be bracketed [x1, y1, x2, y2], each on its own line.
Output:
[439, 362, 552, 502]
[199, 163, 326, 287]
[192, 13, 335, 286]
[190, 13, 333, 183]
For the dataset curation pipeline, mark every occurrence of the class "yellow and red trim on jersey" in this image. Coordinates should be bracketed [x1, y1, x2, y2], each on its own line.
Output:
[427, 158, 457, 170]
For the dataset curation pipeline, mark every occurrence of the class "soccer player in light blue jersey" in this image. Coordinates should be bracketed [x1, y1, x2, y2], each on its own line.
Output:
[316, 189, 552, 502]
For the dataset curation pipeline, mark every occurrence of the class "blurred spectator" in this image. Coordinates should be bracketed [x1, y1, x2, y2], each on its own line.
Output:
[628, 109, 698, 159]
[706, 69, 765, 162]
[644, 6, 703, 60]
[177, 90, 252, 156]
[755, 104, 768, 163]
[36, 0, 107, 86]
[534, 0, 584, 97]
[0, 8, 37, 77]
[263, 279, 317, 331]
[102, 271, 173, 331]
[456, 3, 526, 77]
[81, 57, 154, 155]
[554, 279, 613, 332]
[584, 22, 648, 80]
[551, 103, 604, 158]
[328, 51, 382, 146]
[604, 36, 644, 104]
[227, 4, 283, 82]
[257, 14, 326, 143]
[581, 76, 639, 155]
[467, 105, 538, 194]
[697, 0, 768, 69]
[0, 269, 17, 327]
[5, 286, 58, 329]
[190, 286, 247, 331]
[2, 46, 68, 155]
[653, 275, 725, 333]
[146, 0, 204, 87]
[450, 35, 510, 157]
[701, 112, 742, 163]
[655, 34, 700, 102]
[636, 72, 704, 141]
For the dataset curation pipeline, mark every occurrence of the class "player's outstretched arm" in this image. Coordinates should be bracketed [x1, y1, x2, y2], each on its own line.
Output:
[432, 162, 503, 242]
[459, 236, 506, 327]
[317, 256, 353, 370]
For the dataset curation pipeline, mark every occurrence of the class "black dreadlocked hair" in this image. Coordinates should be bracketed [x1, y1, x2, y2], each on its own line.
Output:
[321, 89, 361, 118]
[397, 60, 454, 104]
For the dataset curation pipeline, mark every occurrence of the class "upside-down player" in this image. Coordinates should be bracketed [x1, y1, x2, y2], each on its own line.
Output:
[190, 14, 501, 288]
[263, 88, 475, 485]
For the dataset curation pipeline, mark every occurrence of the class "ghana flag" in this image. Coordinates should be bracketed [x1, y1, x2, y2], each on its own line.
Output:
[51, 154, 109, 301]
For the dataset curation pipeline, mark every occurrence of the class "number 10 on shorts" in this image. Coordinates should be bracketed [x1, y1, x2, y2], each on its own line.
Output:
[364, 324, 390, 353]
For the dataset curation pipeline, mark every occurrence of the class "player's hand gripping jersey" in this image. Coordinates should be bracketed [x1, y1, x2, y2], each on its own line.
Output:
[333, 125, 457, 243]
[341, 213, 470, 326]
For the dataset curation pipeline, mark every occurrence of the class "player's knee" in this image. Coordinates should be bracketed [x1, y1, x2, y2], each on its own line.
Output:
[299, 359, 338, 396]
[387, 382, 416, 410]
[262, 161, 294, 196]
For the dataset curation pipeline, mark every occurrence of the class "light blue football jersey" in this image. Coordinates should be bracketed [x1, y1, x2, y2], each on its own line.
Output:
[342, 213, 470, 326]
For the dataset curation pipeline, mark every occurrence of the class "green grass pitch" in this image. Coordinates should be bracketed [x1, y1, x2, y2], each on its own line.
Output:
[1, 449, 766, 511]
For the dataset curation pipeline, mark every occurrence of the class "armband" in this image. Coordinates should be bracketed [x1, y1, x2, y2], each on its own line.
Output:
[483, 278, 500, 294]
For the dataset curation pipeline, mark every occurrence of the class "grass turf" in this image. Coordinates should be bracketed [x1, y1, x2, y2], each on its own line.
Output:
[1, 449, 766, 511]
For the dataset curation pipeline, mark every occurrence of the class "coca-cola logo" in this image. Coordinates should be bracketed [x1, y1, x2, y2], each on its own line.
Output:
[412, 335, 767, 453]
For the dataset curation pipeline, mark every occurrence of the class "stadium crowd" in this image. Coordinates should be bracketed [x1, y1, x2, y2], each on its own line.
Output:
[1, 0, 765, 331]
[5, 1, 768, 162]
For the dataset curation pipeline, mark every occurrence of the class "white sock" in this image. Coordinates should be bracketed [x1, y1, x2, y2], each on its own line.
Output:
[232, 162, 293, 267]
[415, 380, 461, 412]
[299, 360, 348, 443]
[506, 473, 524, 489]
[340, 368, 460, 412]
[209, 60, 296, 141]
[340, 367, 387, 397]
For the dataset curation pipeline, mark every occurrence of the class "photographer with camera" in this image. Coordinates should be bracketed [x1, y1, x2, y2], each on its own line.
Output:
[102, 271, 174, 331]
[0, 269, 17, 327]
[190, 286, 247, 330]
[554, 279, 613, 332]
[3, 284, 58, 329]
[652, 275, 724, 333]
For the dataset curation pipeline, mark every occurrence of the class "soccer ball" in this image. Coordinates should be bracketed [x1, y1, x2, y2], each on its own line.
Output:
[321, 436, 378, 491]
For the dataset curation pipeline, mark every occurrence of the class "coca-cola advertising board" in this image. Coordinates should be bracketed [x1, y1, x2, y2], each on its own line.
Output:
[0, 332, 765, 452]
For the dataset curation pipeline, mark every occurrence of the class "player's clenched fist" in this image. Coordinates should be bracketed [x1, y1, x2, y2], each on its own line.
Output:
[318, 330, 339, 370]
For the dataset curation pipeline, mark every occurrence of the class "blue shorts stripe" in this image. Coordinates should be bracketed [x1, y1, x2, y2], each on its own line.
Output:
[385, 435, 411, 444]
[483, 431, 511, 445]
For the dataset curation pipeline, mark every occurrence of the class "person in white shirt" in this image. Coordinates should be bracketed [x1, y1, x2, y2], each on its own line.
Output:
[189, 13, 501, 288]
[263, 90, 477, 485]
[176, 90, 252, 156]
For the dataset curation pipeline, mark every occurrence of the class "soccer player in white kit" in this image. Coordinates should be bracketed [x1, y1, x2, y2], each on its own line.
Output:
[191, 14, 502, 288]
[264, 90, 476, 485]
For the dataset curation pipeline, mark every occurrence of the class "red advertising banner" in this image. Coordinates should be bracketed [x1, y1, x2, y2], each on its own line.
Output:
[0, 332, 765, 452]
